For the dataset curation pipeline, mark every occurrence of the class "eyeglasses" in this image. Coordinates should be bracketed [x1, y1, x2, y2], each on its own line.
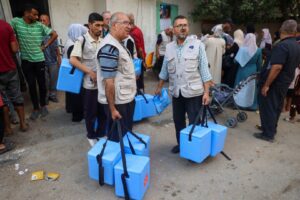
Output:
[175, 24, 188, 29]
[115, 21, 131, 26]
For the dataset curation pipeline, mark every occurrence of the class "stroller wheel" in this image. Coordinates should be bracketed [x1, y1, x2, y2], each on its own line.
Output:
[225, 117, 237, 128]
[237, 112, 247, 122]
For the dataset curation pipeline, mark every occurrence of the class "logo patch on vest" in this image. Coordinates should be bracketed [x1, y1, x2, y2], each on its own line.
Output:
[189, 45, 194, 49]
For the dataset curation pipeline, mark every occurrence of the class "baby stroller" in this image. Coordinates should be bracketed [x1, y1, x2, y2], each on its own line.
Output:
[209, 73, 258, 128]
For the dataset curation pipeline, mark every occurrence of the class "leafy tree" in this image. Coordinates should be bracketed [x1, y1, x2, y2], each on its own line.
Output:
[191, 0, 299, 24]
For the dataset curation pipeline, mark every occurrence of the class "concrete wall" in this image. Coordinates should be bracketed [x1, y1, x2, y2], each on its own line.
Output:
[49, 0, 102, 44]
[107, 0, 200, 54]
[162, 0, 201, 36]
[106, 0, 156, 53]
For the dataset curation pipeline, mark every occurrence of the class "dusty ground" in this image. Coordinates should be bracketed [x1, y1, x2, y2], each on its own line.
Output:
[0, 71, 300, 200]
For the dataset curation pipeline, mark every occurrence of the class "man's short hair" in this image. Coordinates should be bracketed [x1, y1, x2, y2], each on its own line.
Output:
[102, 11, 111, 16]
[280, 19, 297, 34]
[23, 3, 39, 14]
[173, 15, 187, 25]
[88, 12, 103, 23]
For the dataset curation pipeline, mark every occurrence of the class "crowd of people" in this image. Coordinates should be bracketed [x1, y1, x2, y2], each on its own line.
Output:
[1, 3, 300, 154]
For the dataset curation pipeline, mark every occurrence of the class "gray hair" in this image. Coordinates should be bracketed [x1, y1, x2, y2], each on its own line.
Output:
[102, 11, 111, 17]
[109, 12, 119, 28]
[280, 19, 297, 34]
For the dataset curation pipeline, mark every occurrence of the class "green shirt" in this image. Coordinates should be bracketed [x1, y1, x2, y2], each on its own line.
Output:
[10, 17, 52, 62]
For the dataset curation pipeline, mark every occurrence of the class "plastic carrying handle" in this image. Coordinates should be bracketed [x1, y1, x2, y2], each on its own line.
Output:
[96, 120, 117, 186]
[116, 120, 130, 200]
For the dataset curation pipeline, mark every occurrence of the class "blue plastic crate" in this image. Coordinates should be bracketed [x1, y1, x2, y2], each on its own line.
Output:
[123, 132, 150, 157]
[134, 58, 142, 76]
[133, 94, 158, 121]
[87, 139, 121, 185]
[207, 121, 228, 157]
[114, 154, 150, 200]
[180, 125, 211, 163]
[56, 58, 84, 94]
[153, 88, 171, 114]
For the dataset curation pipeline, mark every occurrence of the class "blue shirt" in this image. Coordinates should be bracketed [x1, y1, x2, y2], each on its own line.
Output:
[42, 36, 58, 66]
[98, 44, 119, 78]
[159, 39, 212, 82]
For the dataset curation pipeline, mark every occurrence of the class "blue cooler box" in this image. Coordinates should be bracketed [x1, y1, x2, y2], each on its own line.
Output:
[123, 132, 150, 157]
[153, 88, 171, 114]
[180, 125, 212, 163]
[207, 121, 228, 157]
[133, 94, 157, 121]
[114, 154, 150, 200]
[56, 58, 84, 94]
[134, 58, 142, 76]
[87, 139, 121, 185]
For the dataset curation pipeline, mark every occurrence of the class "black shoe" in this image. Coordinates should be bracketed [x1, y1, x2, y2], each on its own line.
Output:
[49, 96, 59, 103]
[253, 133, 274, 143]
[171, 145, 180, 154]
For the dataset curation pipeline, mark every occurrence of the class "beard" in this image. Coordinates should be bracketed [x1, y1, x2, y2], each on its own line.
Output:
[177, 33, 187, 40]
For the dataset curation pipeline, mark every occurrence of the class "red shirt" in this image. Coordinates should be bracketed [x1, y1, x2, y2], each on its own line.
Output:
[0, 20, 17, 73]
[130, 26, 146, 59]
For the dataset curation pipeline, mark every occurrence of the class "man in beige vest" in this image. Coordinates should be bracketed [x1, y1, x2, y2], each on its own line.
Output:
[155, 15, 212, 154]
[97, 12, 136, 142]
[70, 13, 106, 147]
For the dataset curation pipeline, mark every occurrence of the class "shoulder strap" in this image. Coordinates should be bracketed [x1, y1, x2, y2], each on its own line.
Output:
[81, 35, 86, 52]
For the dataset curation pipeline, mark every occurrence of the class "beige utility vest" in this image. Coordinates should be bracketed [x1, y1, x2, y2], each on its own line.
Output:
[158, 31, 172, 56]
[97, 34, 137, 104]
[78, 33, 100, 90]
[165, 38, 204, 98]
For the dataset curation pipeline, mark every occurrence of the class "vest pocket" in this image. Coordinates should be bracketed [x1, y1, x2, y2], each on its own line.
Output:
[120, 58, 134, 75]
[185, 58, 198, 72]
[187, 81, 203, 95]
[167, 58, 176, 74]
[117, 83, 134, 101]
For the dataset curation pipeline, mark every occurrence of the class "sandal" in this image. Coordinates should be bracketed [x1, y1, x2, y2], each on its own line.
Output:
[0, 142, 15, 155]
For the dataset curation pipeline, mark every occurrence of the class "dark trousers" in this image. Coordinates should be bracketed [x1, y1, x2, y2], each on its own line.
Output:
[0, 107, 4, 143]
[104, 100, 135, 142]
[172, 94, 202, 145]
[22, 60, 47, 110]
[83, 89, 107, 139]
[259, 85, 288, 138]
[65, 90, 84, 122]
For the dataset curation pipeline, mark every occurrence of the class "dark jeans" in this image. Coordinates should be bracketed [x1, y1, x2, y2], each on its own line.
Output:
[83, 89, 107, 139]
[258, 85, 288, 138]
[172, 94, 202, 145]
[65, 90, 84, 122]
[22, 60, 47, 110]
[104, 100, 135, 142]
[0, 107, 4, 143]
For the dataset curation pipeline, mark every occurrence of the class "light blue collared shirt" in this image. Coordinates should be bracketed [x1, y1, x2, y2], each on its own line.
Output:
[159, 39, 212, 82]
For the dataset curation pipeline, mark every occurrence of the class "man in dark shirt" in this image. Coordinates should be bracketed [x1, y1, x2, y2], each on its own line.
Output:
[254, 19, 300, 142]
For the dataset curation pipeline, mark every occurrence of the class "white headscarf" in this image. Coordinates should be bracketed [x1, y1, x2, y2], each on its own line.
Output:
[235, 33, 258, 67]
[233, 29, 244, 47]
[259, 28, 272, 48]
[63, 24, 88, 58]
[212, 24, 223, 38]
[67, 24, 88, 42]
